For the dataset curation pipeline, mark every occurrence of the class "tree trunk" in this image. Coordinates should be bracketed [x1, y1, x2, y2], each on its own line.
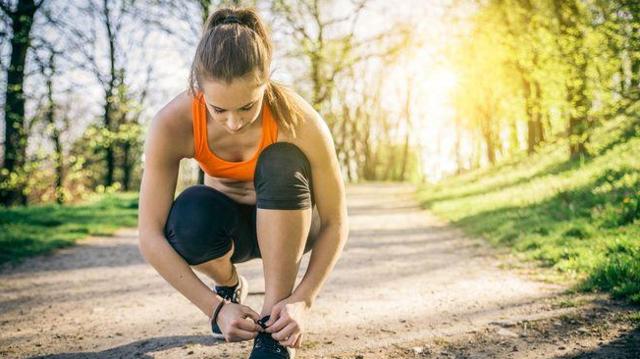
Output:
[481, 114, 496, 165]
[44, 51, 65, 204]
[340, 104, 353, 182]
[196, 0, 211, 186]
[1, 1, 39, 206]
[52, 127, 65, 204]
[103, 0, 117, 187]
[521, 66, 543, 154]
[349, 105, 361, 182]
[198, 169, 205, 184]
[122, 141, 131, 191]
[399, 80, 412, 182]
[554, 0, 590, 160]
[568, 59, 590, 160]
[361, 112, 372, 180]
[454, 116, 464, 174]
[509, 118, 519, 156]
[485, 132, 496, 165]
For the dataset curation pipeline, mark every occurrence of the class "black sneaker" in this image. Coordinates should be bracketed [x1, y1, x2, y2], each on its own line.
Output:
[248, 315, 296, 359]
[211, 274, 248, 339]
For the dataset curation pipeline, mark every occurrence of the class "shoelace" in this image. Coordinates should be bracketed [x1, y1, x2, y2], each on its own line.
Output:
[253, 332, 284, 353]
[254, 316, 284, 353]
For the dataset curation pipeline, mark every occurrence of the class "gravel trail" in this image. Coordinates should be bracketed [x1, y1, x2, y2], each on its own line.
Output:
[1, 183, 636, 358]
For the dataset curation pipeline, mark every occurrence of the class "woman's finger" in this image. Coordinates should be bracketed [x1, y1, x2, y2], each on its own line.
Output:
[241, 306, 261, 322]
[265, 314, 289, 333]
[265, 304, 282, 326]
[236, 316, 262, 332]
[228, 327, 260, 341]
[280, 332, 298, 347]
[272, 322, 298, 341]
[293, 333, 303, 348]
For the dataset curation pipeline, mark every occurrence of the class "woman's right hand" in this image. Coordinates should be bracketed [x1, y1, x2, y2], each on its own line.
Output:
[216, 302, 263, 342]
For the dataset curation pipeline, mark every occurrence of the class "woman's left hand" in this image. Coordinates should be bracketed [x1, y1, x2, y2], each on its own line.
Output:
[263, 296, 310, 348]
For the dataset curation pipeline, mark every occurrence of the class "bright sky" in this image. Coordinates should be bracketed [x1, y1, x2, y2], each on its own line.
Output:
[367, 0, 468, 181]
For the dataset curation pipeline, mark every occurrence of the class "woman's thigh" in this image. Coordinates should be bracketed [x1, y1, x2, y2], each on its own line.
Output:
[163, 185, 256, 265]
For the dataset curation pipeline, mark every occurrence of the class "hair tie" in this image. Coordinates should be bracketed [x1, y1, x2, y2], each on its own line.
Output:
[221, 15, 242, 25]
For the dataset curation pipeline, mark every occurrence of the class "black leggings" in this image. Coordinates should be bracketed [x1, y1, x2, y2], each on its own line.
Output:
[164, 142, 321, 265]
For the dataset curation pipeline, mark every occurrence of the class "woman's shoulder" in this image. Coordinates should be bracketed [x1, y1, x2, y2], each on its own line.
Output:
[148, 89, 196, 159]
[284, 89, 332, 144]
[279, 89, 335, 166]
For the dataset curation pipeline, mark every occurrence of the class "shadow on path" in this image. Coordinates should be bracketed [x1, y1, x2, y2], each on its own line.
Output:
[29, 335, 225, 359]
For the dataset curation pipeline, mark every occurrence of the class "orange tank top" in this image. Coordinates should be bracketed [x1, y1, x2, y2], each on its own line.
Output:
[191, 91, 278, 182]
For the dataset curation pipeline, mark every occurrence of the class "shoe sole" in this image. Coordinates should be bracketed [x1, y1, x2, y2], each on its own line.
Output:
[211, 274, 249, 340]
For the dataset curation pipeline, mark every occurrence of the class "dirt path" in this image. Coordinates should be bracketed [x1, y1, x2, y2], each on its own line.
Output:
[1, 183, 637, 358]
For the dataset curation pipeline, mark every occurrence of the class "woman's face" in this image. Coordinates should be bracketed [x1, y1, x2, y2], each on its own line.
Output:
[201, 74, 267, 135]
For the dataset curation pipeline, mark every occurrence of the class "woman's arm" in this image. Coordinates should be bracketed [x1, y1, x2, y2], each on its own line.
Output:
[262, 96, 349, 348]
[288, 100, 350, 308]
[137, 105, 222, 319]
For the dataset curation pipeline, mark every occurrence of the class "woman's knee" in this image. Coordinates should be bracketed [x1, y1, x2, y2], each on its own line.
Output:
[164, 185, 237, 265]
[254, 142, 315, 210]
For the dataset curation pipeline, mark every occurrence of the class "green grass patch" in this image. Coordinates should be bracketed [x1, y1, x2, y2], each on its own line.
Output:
[625, 312, 640, 326]
[0, 192, 139, 266]
[417, 115, 640, 303]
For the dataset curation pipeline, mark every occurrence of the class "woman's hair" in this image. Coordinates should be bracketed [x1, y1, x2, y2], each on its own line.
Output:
[188, 7, 305, 137]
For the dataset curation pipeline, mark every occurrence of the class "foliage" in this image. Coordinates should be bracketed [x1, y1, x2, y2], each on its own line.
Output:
[447, 0, 640, 166]
[417, 114, 640, 303]
[365, 142, 423, 183]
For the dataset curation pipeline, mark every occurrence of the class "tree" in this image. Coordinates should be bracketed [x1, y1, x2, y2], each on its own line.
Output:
[0, 0, 48, 206]
[495, 0, 548, 154]
[552, 0, 592, 159]
[33, 43, 67, 203]
[45, 0, 153, 188]
[111, 66, 150, 191]
[270, 0, 410, 180]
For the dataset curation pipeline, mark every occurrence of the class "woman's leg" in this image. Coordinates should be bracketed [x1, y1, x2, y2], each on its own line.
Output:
[192, 242, 237, 287]
[164, 185, 256, 286]
[253, 142, 318, 317]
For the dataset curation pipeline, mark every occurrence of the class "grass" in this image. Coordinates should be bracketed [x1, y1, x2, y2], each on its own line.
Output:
[417, 114, 640, 304]
[0, 192, 139, 266]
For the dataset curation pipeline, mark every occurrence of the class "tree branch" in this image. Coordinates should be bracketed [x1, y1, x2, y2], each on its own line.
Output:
[34, 0, 47, 10]
[272, 0, 312, 41]
[0, 0, 13, 16]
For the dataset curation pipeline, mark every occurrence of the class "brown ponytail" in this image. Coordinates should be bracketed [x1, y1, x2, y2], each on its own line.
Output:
[188, 7, 305, 138]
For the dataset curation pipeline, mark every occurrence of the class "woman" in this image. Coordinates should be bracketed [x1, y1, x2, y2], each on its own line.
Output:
[137, 6, 348, 359]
